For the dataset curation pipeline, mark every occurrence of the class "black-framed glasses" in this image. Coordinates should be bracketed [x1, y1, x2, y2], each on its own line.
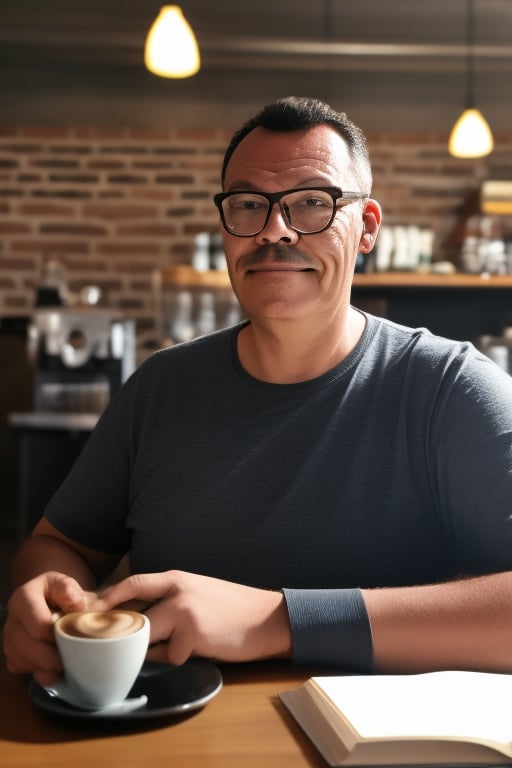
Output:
[213, 186, 367, 238]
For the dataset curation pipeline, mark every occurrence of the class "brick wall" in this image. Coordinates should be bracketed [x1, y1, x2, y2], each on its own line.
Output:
[2, 124, 512, 355]
[0, 125, 231, 356]
[368, 131, 512, 261]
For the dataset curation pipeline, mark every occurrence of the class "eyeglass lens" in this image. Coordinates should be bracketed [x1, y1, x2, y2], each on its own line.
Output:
[221, 189, 336, 236]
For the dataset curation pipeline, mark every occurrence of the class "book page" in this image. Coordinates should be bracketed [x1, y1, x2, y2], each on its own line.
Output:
[313, 671, 512, 755]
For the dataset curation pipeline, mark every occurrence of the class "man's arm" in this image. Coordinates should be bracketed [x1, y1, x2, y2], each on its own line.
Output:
[101, 569, 512, 674]
[363, 572, 512, 673]
[11, 518, 117, 589]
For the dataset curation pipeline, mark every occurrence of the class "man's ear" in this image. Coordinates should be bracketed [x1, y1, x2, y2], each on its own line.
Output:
[359, 199, 382, 252]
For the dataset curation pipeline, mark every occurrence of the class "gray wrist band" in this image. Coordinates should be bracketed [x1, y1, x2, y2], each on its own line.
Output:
[282, 587, 373, 671]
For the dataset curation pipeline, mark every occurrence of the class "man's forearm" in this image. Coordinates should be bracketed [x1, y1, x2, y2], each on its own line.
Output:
[12, 533, 99, 590]
[363, 571, 512, 673]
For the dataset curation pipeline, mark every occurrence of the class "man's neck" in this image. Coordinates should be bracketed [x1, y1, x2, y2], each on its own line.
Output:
[237, 307, 366, 384]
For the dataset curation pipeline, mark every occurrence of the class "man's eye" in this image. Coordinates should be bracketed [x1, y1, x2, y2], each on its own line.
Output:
[230, 198, 265, 211]
[303, 196, 329, 208]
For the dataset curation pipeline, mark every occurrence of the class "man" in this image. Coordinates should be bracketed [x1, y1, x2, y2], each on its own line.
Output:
[5, 96, 512, 685]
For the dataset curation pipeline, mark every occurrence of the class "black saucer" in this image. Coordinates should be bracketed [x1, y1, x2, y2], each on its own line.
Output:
[28, 659, 223, 720]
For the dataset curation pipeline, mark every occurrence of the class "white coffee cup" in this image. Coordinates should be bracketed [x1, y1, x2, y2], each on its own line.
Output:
[53, 610, 150, 709]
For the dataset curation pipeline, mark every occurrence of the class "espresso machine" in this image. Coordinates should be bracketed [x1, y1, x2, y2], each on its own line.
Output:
[28, 307, 135, 413]
[9, 307, 135, 536]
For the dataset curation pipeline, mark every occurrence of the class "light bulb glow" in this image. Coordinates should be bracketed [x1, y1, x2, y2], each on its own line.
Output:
[448, 108, 494, 158]
[145, 6, 200, 79]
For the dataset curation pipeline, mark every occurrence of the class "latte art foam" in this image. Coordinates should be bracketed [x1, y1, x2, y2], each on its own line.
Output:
[57, 610, 145, 639]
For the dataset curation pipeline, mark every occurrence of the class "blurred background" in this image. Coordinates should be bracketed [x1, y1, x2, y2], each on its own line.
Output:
[1, 0, 512, 598]
[2, 0, 512, 131]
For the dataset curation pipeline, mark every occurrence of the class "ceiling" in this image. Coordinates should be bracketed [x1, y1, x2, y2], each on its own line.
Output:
[1, 0, 512, 132]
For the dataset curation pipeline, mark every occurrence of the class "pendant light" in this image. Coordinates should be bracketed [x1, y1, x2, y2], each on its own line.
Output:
[448, 0, 493, 158]
[144, 6, 200, 79]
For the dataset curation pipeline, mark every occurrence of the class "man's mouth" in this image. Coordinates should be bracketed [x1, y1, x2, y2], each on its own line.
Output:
[239, 244, 315, 273]
[246, 263, 315, 273]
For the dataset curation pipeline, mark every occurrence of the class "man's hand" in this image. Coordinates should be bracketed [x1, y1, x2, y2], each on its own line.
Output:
[101, 570, 292, 665]
[4, 572, 99, 685]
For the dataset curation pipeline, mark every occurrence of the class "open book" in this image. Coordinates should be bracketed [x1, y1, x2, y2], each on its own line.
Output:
[279, 670, 512, 766]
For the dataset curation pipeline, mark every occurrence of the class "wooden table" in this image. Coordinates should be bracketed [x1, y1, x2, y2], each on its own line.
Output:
[0, 656, 326, 768]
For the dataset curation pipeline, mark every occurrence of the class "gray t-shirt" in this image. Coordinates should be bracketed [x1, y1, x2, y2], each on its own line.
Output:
[45, 314, 512, 669]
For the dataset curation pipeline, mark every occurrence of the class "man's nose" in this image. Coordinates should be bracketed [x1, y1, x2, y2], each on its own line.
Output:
[255, 203, 299, 245]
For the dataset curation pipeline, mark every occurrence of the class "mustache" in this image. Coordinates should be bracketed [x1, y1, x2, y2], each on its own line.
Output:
[239, 244, 314, 269]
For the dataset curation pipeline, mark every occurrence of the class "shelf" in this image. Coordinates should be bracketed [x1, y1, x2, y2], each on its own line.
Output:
[8, 411, 100, 432]
[160, 266, 231, 290]
[353, 272, 512, 289]
[161, 267, 512, 291]
[351, 272, 512, 342]
[156, 267, 512, 343]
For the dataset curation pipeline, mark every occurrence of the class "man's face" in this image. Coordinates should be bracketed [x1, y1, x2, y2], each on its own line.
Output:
[219, 124, 380, 325]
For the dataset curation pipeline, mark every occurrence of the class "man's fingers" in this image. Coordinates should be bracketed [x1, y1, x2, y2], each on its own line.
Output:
[146, 642, 170, 664]
[33, 669, 64, 687]
[102, 574, 192, 659]
[7, 573, 87, 644]
[4, 615, 62, 678]
[147, 635, 193, 667]
[101, 572, 175, 608]
[46, 573, 87, 613]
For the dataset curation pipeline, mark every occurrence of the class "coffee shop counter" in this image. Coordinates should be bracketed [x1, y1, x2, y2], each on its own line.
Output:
[8, 411, 100, 432]
[0, 657, 325, 768]
[8, 411, 100, 538]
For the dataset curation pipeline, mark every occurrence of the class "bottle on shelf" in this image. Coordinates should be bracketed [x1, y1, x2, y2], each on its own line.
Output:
[195, 291, 217, 336]
[209, 232, 227, 271]
[35, 258, 68, 307]
[192, 232, 210, 273]
[168, 290, 195, 345]
[222, 292, 243, 327]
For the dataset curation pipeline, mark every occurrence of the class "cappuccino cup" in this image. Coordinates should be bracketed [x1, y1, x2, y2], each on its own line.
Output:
[54, 610, 150, 709]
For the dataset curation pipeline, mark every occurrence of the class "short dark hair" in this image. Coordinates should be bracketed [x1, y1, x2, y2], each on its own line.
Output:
[221, 96, 372, 192]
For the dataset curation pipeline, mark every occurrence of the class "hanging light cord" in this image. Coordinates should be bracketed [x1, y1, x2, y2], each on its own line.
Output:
[323, 0, 333, 40]
[448, 0, 493, 158]
[323, 0, 334, 101]
[465, 0, 475, 109]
